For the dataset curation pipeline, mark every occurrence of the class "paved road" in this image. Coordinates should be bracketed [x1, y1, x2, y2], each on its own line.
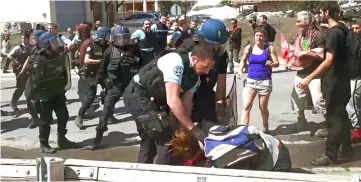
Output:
[1, 69, 361, 172]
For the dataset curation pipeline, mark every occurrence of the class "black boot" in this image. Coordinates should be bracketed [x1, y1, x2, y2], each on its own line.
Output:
[83, 131, 103, 150]
[108, 115, 118, 124]
[10, 98, 18, 111]
[40, 141, 57, 154]
[74, 116, 85, 130]
[57, 134, 79, 149]
[28, 118, 39, 129]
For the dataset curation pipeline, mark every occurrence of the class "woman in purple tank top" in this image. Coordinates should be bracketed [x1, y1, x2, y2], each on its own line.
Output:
[238, 28, 279, 133]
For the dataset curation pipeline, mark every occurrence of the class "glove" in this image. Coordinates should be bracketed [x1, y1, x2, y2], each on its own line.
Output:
[190, 126, 207, 144]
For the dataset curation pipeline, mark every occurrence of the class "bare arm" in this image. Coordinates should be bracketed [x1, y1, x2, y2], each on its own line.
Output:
[166, 82, 195, 131]
[19, 57, 30, 74]
[269, 46, 279, 68]
[182, 91, 194, 118]
[239, 45, 251, 73]
[84, 54, 101, 64]
[307, 51, 334, 80]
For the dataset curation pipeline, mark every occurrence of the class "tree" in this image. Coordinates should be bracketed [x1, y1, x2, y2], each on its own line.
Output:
[293, 1, 323, 13]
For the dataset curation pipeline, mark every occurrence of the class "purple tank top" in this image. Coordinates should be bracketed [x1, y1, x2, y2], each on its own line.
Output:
[248, 47, 272, 80]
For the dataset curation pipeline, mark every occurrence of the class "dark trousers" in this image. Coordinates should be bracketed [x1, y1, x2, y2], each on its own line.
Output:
[192, 87, 217, 124]
[37, 93, 69, 144]
[97, 84, 123, 132]
[77, 76, 102, 117]
[123, 81, 175, 165]
[24, 79, 39, 120]
[322, 71, 352, 159]
[141, 50, 155, 66]
[2, 57, 11, 71]
[12, 72, 27, 102]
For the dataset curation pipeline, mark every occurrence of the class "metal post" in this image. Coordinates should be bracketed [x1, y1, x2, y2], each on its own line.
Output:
[133, 0, 135, 12]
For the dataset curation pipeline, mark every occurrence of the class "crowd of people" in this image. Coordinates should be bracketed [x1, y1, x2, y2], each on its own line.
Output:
[0, 1, 360, 171]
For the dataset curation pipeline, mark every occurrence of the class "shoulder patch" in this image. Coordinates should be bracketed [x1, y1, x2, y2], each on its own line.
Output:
[86, 46, 91, 51]
[173, 66, 183, 76]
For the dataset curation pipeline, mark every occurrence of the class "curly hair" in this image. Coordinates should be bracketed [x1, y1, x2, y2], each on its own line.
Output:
[169, 129, 201, 162]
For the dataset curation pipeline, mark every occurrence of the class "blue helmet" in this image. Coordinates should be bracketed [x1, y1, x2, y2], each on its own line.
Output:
[96, 27, 111, 39]
[30, 30, 46, 46]
[112, 26, 130, 35]
[38, 32, 57, 48]
[198, 19, 227, 44]
[112, 26, 132, 46]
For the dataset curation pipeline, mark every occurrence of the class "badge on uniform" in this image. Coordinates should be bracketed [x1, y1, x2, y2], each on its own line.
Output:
[217, 29, 222, 39]
[173, 66, 183, 76]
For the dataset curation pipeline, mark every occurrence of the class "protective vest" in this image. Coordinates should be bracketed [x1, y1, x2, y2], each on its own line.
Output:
[136, 49, 199, 105]
[139, 29, 156, 49]
[156, 22, 169, 46]
[29, 53, 68, 100]
[107, 46, 141, 89]
[178, 30, 192, 47]
[17, 44, 29, 64]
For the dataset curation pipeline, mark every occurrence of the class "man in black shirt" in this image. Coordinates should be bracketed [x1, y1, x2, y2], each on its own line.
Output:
[297, 1, 352, 166]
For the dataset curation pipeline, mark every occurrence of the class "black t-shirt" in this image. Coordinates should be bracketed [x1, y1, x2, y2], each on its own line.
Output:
[297, 31, 325, 76]
[322, 23, 351, 103]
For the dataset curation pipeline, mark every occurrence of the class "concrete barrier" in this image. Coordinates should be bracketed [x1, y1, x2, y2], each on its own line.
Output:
[1, 157, 359, 182]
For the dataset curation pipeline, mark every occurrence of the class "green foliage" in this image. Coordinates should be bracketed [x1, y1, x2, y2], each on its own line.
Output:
[293, 1, 323, 13]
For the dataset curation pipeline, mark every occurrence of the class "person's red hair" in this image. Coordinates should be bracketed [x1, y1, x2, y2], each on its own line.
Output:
[77, 23, 91, 42]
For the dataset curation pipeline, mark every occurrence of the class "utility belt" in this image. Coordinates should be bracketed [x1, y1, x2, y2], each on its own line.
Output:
[130, 80, 177, 144]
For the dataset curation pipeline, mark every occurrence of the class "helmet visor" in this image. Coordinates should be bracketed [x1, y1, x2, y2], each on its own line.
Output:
[29, 35, 39, 46]
[112, 34, 132, 46]
[96, 34, 111, 42]
[48, 37, 64, 49]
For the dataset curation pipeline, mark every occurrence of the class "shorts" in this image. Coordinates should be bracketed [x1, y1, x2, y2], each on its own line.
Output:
[243, 77, 272, 95]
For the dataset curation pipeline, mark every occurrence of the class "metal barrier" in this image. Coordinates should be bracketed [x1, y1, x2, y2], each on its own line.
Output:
[1, 157, 359, 181]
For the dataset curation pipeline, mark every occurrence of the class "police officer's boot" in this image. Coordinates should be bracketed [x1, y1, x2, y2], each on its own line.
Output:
[10, 97, 18, 111]
[39, 134, 57, 154]
[84, 131, 103, 150]
[28, 118, 39, 129]
[57, 130, 79, 149]
[108, 115, 118, 124]
[74, 116, 85, 130]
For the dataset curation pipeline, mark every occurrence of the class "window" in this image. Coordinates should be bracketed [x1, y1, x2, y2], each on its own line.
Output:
[137, 14, 155, 19]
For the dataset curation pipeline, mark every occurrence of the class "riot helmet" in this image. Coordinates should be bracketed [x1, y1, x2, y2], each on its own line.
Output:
[96, 27, 111, 43]
[111, 26, 133, 47]
[198, 19, 227, 44]
[30, 30, 46, 46]
[38, 32, 65, 54]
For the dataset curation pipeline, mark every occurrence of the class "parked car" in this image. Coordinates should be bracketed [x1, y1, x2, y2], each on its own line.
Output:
[117, 12, 160, 27]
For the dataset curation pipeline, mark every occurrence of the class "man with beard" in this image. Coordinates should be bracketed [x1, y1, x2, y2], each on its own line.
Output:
[131, 20, 157, 65]
[151, 13, 173, 55]
[123, 45, 216, 165]
[178, 19, 228, 126]
[297, 1, 352, 166]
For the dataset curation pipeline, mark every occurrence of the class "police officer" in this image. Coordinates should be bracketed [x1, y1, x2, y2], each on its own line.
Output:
[131, 20, 157, 65]
[74, 27, 117, 130]
[7, 32, 31, 111]
[151, 13, 173, 55]
[177, 19, 228, 125]
[18, 29, 47, 129]
[123, 45, 216, 165]
[29, 32, 77, 153]
[83, 26, 143, 150]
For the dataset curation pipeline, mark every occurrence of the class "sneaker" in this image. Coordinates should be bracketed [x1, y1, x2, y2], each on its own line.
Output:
[351, 129, 361, 144]
[310, 154, 335, 166]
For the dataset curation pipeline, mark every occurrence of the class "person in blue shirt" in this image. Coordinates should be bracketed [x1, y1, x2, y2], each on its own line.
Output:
[131, 20, 157, 65]
[122, 44, 216, 165]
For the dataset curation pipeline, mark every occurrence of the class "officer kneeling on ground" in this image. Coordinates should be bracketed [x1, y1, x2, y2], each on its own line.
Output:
[83, 26, 144, 150]
[29, 32, 78, 153]
[177, 19, 229, 125]
[123, 45, 216, 165]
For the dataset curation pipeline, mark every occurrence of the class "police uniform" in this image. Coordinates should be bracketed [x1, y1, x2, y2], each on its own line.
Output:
[84, 39, 144, 150]
[178, 38, 228, 123]
[8, 43, 30, 111]
[151, 22, 169, 55]
[123, 50, 200, 165]
[29, 32, 77, 153]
